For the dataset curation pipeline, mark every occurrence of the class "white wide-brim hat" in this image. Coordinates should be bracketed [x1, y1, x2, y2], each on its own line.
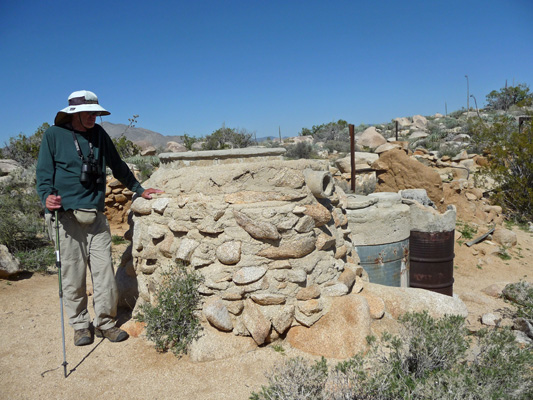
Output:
[55, 90, 110, 125]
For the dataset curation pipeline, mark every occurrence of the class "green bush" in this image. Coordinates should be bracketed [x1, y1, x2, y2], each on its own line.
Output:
[285, 142, 316, 159]
[299, 120, 349, 142]
[0, 123, 49, 168]
[183, 134, 197, 150]
[15, 247, 55, 273]
[202, 125, 255, 150]
[112, 114, 142, 158]
[469, 116, 533, 222]
[324, 140, 351, 154]
[112, 135, 141, 158]
[138, 262, 204, 356]
[251, 311, 533, 400]
[0, 169, 45, 252]
[485, 83, 533, 110]
[0, 167, 55, 272]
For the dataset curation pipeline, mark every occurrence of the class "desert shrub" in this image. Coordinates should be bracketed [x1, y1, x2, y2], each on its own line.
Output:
[0, 167, 54, 271]
[183, 134, 197, 150]
[502, 281, 533, 320]
[123, 155, 160, 182]
[448, 108, 466, 119]
[302, 120, 349, 141]
[252, 311, 533, 400]
[485, 83, 533, 110]
[0, 123, 49, 168]
[112, 135, 141, 158]
[468, 115, 533, 222]
[437, 143, 462, 158]
[250, 357, 328, 400]
[324, 140, 351, 154]
[0, 168, 44, 251]
[285, 142, 316, 159]
[138, 262, 204, 356]
[416, 130, 447, 152]
[112, 114, 142, 158]
[15, 247, 55, 273]
[202, 125, 255, 150]
[441, 116, 463, 129]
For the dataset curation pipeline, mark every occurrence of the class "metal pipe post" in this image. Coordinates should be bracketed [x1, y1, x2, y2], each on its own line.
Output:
[349, 124, 355, 192]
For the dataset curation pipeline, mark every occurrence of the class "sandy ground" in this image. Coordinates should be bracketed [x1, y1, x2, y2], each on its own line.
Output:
[1, 224, 531, 400]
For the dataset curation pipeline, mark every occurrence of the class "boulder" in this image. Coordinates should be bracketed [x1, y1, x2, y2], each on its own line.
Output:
[412, 115, 428, 130]
[166, 141, 187, 153]
[357, 127, 386, 150]
[372, 149, 444, 209]
[492, 228, 517, 248]
[394, 117, 411, 128]
[141, 146, 157, 156]
[0, 159, 22, 176]
[360, 282, 468, 319]
[287, 294, 372, 359]
[409, 131, 428, 140]
[335, 153, 379, 173]
[0, 245, 21, 278]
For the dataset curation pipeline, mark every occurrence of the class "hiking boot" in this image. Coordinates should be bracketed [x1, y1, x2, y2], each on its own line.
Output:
[95, 326, 129, 342]
[74, 328, 93, 346]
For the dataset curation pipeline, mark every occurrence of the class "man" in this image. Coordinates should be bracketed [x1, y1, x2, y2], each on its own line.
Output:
[37, 90, 162, 346]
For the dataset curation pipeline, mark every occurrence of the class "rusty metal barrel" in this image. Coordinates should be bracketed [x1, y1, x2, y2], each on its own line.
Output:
[409, 230, 455, 296]
[404, 200, 457, 296]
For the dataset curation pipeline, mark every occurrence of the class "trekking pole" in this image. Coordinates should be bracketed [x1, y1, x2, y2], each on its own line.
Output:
[52, 189, 68, 378]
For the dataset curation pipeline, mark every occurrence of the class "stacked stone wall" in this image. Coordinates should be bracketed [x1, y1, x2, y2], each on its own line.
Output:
[120, 158, 361, 345]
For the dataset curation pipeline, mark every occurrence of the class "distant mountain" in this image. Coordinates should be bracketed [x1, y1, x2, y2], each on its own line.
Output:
[100, 122, 289, 148]
[101, 122, 183, 148]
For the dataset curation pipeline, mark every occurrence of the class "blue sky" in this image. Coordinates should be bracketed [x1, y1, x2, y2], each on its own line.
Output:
[1, 0, 532, 145]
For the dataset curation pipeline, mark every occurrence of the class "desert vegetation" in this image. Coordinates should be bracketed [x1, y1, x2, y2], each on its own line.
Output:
[137, 262, 204, 356]
[250, 311, 533, 400]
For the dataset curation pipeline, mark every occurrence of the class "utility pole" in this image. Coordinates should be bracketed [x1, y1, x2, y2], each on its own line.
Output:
[278, 126, 282, 143]
[465, 75, 469, 114]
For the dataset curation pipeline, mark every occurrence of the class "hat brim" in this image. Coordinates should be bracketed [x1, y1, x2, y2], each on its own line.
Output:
[54, 104, 110, 125]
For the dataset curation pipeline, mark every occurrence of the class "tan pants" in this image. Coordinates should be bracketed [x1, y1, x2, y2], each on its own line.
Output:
[46, 211, 117, 330]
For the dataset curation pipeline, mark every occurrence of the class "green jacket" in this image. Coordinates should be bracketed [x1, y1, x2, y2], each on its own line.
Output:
[36, 124, 145, 212]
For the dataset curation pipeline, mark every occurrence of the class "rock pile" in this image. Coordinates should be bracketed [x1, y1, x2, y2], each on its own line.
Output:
[331, 146, 501, 224]
[104, 176, 136, 233]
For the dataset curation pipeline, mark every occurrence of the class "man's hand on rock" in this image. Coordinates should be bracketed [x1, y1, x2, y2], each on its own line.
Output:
[141, 188, 164, 200]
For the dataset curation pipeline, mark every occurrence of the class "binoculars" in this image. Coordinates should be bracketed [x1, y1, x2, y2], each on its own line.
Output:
[80, 156, 103, 184]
